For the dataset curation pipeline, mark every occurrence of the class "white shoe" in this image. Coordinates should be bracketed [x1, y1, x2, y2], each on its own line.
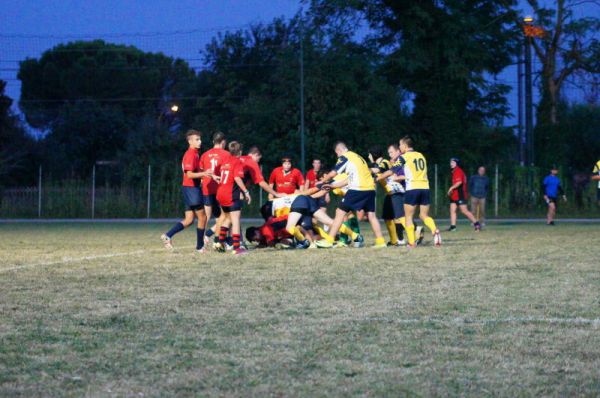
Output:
[397, 239, 406, 246]
[196, 247, 207, 254]
[433, 229, 442, 247]
[160, 234, 174, 251]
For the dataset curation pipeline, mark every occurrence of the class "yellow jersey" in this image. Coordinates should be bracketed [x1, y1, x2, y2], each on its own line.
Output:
[375, 158, 405, 194]
[271, 195, 297, 217]
[594, 160, 600, 188]
[333, 150, 375, 191]
[399, 150, 429, 190]
[331, 173, 349, 197]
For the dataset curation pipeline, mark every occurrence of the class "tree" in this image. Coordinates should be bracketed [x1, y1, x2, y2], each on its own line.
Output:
[0, 80, 36, 186]
[309, 0, 519, 164]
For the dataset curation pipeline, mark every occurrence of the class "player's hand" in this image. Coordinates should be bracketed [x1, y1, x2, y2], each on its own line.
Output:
[321, 184, 332, 191]
[447, 189, 453, 196]
[244, 192, 251, 204]
[562, 195, 567, 202]
[274, 192, 286, 198]
[213, 175, 221, 183]
[368, 153, 374, 163]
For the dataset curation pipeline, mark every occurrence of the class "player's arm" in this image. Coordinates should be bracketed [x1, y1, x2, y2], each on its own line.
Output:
[186, 169, 213, 179]
[592, 164, 600, 181]
[258, 180, 285, 198]
[234, 177, 251, 204]
[376, 169, 394, 182]
[447, 177, 462, 195]
[323, 176, 349, 191]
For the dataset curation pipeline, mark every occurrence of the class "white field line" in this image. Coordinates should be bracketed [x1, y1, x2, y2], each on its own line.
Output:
[1, 245, 195, 274]
[346, 316, 600, 327]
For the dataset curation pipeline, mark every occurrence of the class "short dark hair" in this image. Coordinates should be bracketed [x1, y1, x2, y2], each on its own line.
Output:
[368, 145, 384, 160]
[400, 136, 414, 148]
[248, 146, 261, 156]
[213, 131, 226, 145]
[186, 129, 201, 139]
[312, 158, 322, 163]
[245, 226, 259, 243]
[388, 143, 399, 151]
[334, 141, 347, 150]
[281, 156, 292, 162]
[228, 141, 242, 156]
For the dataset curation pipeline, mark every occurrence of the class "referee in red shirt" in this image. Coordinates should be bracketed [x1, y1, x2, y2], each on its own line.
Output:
[269, 156, 304, 198]
[447, 158, 481, 232]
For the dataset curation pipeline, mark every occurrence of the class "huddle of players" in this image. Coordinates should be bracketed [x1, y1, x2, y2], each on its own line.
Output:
[161, 130, 442, 254]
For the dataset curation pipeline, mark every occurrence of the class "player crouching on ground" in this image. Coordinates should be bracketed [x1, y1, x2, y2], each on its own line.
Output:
[161, 130, 215, 253]
[214, 141, 252, 255]
[316, 141, 387, 249]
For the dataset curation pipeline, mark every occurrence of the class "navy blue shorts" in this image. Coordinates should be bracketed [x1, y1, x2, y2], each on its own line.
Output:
[317, 195, 327, 208]
[404, 189, 430, 206]
[300, 215, 313, 230]
[182, 186, 203, 211]
[290, 195, 319, 216]
[382, 193, 404, 219]
[203, 194, 221, 217]
[221, 199, 243, 213]
[339, 190, 376, 213]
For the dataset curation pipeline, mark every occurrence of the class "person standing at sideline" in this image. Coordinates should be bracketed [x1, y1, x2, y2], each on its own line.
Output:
[543, 165, 566, 226]
[592, 159, 600, 206]
[447, 158, 481, 232]
[469, 166, 489, 227]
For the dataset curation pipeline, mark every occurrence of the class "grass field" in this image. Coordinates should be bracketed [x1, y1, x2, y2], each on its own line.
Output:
[1, 221, 600, 397]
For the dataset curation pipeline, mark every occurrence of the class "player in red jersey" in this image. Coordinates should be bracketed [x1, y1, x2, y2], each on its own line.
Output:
[161, 130, 214, 253]
[199, 132, 230, 244]
[304, 158, 330, 211]
[238, 146, 281, 198]
[215, 141, 252, 255]
[268, 156, 304, 198]
[447, 158, 481, 232]
[245, 215, 293, 248]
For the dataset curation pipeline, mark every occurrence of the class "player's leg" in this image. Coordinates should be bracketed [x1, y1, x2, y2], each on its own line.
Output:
[316, 208, 347, 247]
[193, 207, 207, 252]
[449, 202, 458, 231]
[403, 204, 417, 246]
[161, 210, 194, 250]
[366, 211, 386, 247]
[285, 212, 306, 241]
[419, 204, 441, 246]
[458, 203, 481, 230]
[228, 209, 245, 253]
[382, 195, 398, 245]
[547, 201, 556, 224]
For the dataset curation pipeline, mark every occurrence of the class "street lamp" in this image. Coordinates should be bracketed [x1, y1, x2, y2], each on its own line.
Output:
[170, 104, 179, 113]
[523, 15, 534, 24]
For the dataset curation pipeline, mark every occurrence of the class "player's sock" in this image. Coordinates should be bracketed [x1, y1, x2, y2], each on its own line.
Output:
[287, 226, 306, 242]
[232, 234, 241, 249]
[396, 217, 406, 228]
[314, 225, 334, 243]
[348, 216, 360, 234]
[219, 227, 229, 243]
[423, 217, 437, 234]
[406, 225, 416, 246]
[165, 222, 185, 238]
[395, 223, 404, 240]
[196, 228, 205, 250]
[205, 229, 215, 238]
[385, 220, 398, 243]
[339, 224, 358, 240]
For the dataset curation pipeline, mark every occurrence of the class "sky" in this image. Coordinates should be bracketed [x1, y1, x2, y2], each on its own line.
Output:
[1, 0, 597, 132]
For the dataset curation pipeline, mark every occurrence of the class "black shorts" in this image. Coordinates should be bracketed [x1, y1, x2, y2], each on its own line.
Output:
[221, 199, 243, 213]
[290, 195, 319, 216]
[597, 188, 600, 201]
[182, 186, 203, 211]
[339, 190, 376, 213]
[382, 193, 405, 219]
[404, 189, 430, 206]
[546, 197, 558, 207]
[450, 199, 468, 206]
[203, 194, 221, 217]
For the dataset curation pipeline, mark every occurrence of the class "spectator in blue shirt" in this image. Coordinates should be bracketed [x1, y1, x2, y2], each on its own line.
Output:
[542, 166, 566, 225]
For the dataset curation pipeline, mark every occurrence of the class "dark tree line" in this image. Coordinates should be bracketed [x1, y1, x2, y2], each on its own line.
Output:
[2, 1, 598, 188]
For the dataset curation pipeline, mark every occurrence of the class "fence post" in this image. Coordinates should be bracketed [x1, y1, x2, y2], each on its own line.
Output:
[147, 165, 151, 219]
[91, 164, 96, 219]
[259, 165, 263, 206]
[434, 164, 438, 214]
[494, 164, 499, 218]
[38, 165, 42, 218]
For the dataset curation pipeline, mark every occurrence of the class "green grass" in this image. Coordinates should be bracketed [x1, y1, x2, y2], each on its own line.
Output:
[1, 222, 600, 397]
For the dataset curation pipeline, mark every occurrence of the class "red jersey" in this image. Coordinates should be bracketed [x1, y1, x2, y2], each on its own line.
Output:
[305, 169, 319, 188]
[258, 215, 291, 246]
[200, 148, 230, 195]
[238, 155, 265, 187]
[450, 166, 469, 201]
[216, 156, 245, 207]
[181, 148, 201, 187]
[269, 167, 304, 195]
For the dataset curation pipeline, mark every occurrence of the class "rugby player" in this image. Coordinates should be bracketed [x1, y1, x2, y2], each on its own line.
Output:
[447, 158, 481, 232]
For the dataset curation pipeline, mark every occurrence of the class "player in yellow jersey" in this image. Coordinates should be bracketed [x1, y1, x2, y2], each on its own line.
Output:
[316, 141, 386, 248]
[592, 159, 600, 206]
[396, 136, 441, 247]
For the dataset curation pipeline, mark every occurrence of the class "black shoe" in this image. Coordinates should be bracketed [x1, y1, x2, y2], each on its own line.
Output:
[448, 225, 457, 232]
[547, 221, 555, 226]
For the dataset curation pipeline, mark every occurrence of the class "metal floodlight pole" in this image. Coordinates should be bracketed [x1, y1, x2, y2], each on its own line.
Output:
[91, 164, 96, 219]
[524, 35, 534, 166]
[299, 17, 306, 174]
[495, 164, 499, 217]
[38, 165, 42, 218]
[517, 41, 525, 166]
[434, 164, 438, 214]
[147, 165, 152, 219]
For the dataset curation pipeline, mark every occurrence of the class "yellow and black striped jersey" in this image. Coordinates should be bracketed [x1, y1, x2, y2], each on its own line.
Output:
[374, 159, 404, 194]
[333, 151, 375, 191]
[399, 151, 429, 190]
[594, 160, 600, 188]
